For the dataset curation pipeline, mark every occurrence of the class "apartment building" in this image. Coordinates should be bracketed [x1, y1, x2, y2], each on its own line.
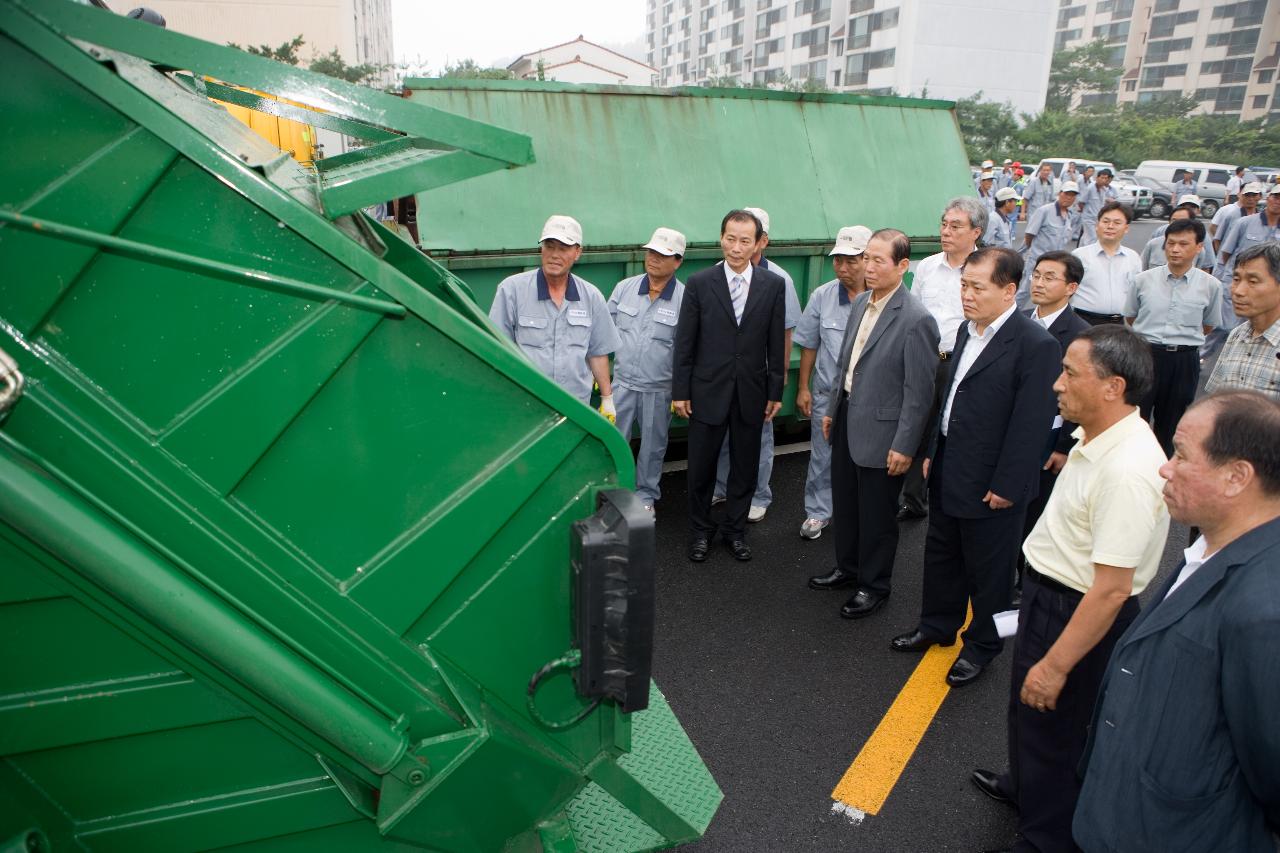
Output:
[1053, 0, 1280, 121]
[645, 0, 1055, 115]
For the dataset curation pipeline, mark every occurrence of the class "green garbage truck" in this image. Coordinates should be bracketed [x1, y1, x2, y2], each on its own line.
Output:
[0, 2, 719, 850]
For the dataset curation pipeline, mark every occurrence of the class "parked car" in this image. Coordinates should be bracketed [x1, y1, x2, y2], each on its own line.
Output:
[1133, 160, 1260, 218]
[1129, 175, 1175, 219]
[1114, 180, 1153, 218]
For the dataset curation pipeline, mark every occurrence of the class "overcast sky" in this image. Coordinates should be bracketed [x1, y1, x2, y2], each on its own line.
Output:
[390, 0, 647, 73]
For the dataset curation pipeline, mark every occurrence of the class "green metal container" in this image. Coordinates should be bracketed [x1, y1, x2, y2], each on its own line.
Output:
[0, 2, 718, 850]
[401, 78, 972, 416]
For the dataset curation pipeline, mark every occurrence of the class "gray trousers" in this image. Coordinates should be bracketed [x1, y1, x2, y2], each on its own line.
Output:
[715, 419, 775, 508]
[802, 392, 833, 520]
[613, 385, 672, 504]
[1080, 218, 1098, 247]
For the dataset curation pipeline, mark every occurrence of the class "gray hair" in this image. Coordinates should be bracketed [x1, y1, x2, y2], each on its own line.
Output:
[1076, 324, 1153, 405]
[1233, 241, 1280, 283]
[945, 196, 989, 235]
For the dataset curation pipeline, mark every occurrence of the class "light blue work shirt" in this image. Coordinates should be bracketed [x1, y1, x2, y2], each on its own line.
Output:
[607, 274, 685, 393]
[1021, 178, 1057, 213]
[1124, 265, 1223, 347]
[1079, 182, 1118, 223]
[1172, 181, 1198, 205]
[1140, 234, 1214, 272]
[1024, 202, 1073, 258]
[792, 278, 856, 406]
[984, 211, 1013, 248]
[760, 257, 802, 329]
[1217, 211, 1280, 282]
[489, 268, 620, 403]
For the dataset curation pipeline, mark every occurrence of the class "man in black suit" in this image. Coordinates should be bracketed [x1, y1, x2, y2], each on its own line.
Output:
[890, 247, 1060, 687]
[1016, 250, 1092, 601]
[673, 210, 786, 562]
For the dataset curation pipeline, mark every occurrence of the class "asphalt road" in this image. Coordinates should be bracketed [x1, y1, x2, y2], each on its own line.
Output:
[649, 217, 1202, 852]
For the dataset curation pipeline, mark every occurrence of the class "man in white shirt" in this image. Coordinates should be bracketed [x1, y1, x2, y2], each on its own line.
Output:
[1070, 201, 1142, 326]
[1225, 164, 1245, 205]
[897, 197, 987, 520]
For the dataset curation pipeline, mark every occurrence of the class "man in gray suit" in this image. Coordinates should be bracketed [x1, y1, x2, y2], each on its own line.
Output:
[1074, 391, 1280, 853]
[808, 229, 941, 618]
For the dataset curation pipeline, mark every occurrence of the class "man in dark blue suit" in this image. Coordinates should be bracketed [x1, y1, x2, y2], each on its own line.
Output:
[1074, 391, 1280, 853]
[890, 247, 1061, 686]
[673, 210, 786, 563]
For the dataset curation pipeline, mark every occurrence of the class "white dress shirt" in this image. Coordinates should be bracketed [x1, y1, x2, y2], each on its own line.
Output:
[912, 252, 967, 352]
[1165, 535, 1211, 599]
[722, 259, 753, 300]
[941, 302, 1018, 437]
[1032, 303, 1067, 330]
[1072, 242, 1143, 315]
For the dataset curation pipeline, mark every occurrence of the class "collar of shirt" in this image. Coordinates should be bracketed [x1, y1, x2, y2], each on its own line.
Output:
[1247, 314, 1280, 346]
[966, 300, 1018, 342]
[838, 284, 855, 305]
[723, 261, 753, 287]
[1032, 303, 1067, 329]
[1165, 267, 1191, 286]
[1165, 534, 1211, 600]
[1069, 407, 1147, 462]
[869, 282, 901, 308]
[1054, 202, 1070, 217]
[537, 268, 581, 301]
[636, 274, 675, 300]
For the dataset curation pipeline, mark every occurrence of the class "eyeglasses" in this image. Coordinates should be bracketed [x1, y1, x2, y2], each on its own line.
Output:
[939, 221, 972, 232]
[1031, 272, 1065, 283]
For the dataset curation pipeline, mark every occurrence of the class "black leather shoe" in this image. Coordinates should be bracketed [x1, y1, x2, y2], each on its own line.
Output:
[727, 539, 752, 561]
[896, 505, 927, 521]
[808, 567, 858, 590]
[890, 629, 955, 652]
[971, 768, 1015, 807]
[946, 658, 984, 687]
[841, 589, 888, 619]
[688, 538, 709, 562]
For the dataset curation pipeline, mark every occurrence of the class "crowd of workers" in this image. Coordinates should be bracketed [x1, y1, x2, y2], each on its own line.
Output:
[487, 190, 1280, 851]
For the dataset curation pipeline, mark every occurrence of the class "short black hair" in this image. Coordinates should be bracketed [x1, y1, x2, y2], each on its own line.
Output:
[721, 209, 763, 240]
[1098, 200, 1131, 223]
[1165, 217, 1205, 245]
[871, 228, 911, 264]
[1076, 324, 1154, 404]
[1193, 392, 1280, 496]
[965, 246, 1023, 288]
[1035, 250, 1084, 286]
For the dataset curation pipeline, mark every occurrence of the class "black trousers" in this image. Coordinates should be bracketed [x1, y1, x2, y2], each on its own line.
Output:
[899, 354, 950, 514]
[1003, 570, 1139, 853]
[919, 440, 1026, 665]
[831, 399, 904, 596]
[1017, 465, 1060, 587]
[687, 387, 763, 541]
[1140, 345, 1199, 457]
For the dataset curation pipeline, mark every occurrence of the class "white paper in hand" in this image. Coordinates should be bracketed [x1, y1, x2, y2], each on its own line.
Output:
[993, 609, 1020, 639]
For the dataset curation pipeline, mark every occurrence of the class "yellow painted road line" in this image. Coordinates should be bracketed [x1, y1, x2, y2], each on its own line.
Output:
[830, 611, 972, 820]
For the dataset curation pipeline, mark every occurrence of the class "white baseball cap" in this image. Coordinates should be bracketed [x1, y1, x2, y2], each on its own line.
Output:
[1242, 182, 1265, 195]
[828, 225, 872, 256]
[1003, 159, 1013, 165]
[981, 159, 994, 169]
[980, 171, 994, 181]
[643, 227, 686, 257]
[1060, 181, 1080, 194]
[1268, 185, 1280, 197]
[540, 214, 583, 246]
[1177, 195, 1203, 208]
[742, 206, 771, 234]
[995, 187, 1019, 202]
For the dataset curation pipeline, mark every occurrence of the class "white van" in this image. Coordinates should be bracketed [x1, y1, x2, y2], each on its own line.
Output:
[1133, 160, 1255, 217]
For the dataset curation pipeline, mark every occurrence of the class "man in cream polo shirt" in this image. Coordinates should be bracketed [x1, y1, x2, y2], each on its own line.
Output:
[970, 324, 1170, 853]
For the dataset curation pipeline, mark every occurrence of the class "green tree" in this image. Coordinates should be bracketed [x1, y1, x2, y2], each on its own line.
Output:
[954, 93, 1019, 163]
[229, 34, 304, 65]
[1045, 39, 1121, 112]
[441, 59, 513, 80]
[308, 49, 382, 85]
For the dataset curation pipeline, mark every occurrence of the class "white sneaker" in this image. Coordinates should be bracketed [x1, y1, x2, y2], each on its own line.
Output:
[799, 518, 828, 539]
[747, 505, 768, 523]
[711, 495, 727, 506]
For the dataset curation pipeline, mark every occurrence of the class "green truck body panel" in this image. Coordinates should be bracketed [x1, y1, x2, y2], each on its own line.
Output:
[402, 79, 971, 417]
[0, 2, 718, 849]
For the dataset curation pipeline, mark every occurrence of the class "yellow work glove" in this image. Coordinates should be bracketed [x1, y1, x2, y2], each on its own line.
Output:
[598, 394, 616, 424]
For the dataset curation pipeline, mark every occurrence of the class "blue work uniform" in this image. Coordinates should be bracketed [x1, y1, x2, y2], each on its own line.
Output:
[984, 210, 1013, 249]
[1021, 178, 1057, 215]
[714, 257, 801, 509]
[1140, 234, 1214, 273]
[607, 273, 685, 505]
[1077, 182, 1118, 246]
[489, 268, 620, 404]
[791, 278, 856, 521]
[1216, 212, 1280, 284]
[1018, 202, 1074, 306]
